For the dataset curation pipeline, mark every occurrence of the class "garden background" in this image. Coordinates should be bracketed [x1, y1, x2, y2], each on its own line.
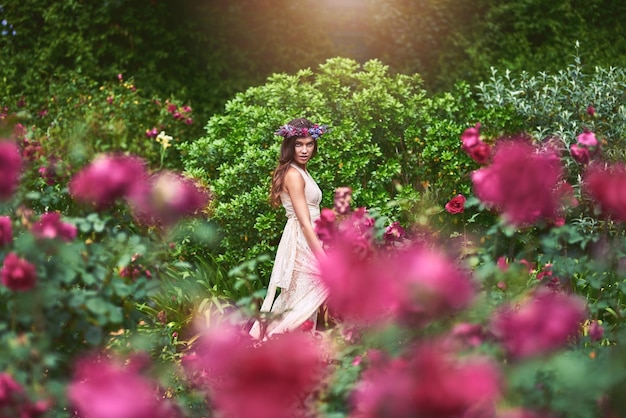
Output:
[2, 0, 626, 417]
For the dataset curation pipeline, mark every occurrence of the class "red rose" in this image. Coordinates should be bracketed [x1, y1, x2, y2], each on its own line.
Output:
[587, 105, 596, 116]
[445, 194, 466, 214]
[468, 141, 492, 165]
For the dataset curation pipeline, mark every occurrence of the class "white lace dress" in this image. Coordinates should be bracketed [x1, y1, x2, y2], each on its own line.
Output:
[249, 164, 329, 339]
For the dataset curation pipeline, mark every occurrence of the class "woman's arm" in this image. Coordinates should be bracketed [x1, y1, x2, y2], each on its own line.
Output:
[284, 168, 324, 257]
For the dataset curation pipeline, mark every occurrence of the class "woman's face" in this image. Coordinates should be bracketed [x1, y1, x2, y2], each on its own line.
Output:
[293, 136, 315, 166]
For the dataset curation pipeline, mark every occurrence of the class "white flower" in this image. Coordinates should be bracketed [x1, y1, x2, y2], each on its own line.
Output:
[156, 131, 173, 149]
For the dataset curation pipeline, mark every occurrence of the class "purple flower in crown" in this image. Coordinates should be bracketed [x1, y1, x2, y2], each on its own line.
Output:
[274, 124, 328, 140]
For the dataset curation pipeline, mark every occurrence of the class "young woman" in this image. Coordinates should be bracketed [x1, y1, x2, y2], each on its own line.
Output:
[249, 118, 329, 339]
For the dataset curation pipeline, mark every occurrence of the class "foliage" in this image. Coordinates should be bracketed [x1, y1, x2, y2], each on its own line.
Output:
[478, 50, 626, 170]
[3, 73, 200, 173]
[434, 0, 626, 91]
[0, 0, 225, 121]
[3, 0, 625, 129]
[181, 57, 522, 277]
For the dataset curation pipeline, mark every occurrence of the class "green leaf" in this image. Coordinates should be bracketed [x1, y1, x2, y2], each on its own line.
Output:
[85, 298, 108, 315]
[84, 326, 103, 346]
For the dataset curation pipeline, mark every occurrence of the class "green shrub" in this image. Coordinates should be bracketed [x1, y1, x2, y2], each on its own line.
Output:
[477, 50, 626, 177]
[181, 57, 522, 278]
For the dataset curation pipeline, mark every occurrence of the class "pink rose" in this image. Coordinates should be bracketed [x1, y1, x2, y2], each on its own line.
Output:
[315, 208, 337, 244]
[461, 123, 481, 150]
[183, 325, 326, 418]
[0, 140, 22, 200]
[383, 221, 406, 241]
[0, 372, 23, 407]
[319, 238, 397, 323]
[0, 216, 12, 246]
[353, 342, 500, 418]
[68, 354, 176, 418]
[584, 162, 626, 222]
[394, 244, 475, 323]
[491, 288, 586, 359]
[1, 252, 37, 292]
[129, 171, 209, 227]
[445, 194, 466, 214]
[70, 154, 149, 209]
[497, 256, 509, 272]
[577, 131, 598, 147]
[472, 139, 565, 226]
[588, 320, 604, 342]
[31, 212, 77, 242]
[570, 144, 590, 164]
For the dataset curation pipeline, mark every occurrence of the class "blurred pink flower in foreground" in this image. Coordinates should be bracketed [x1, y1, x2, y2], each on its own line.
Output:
[0, 216, 12, 246]
[182, 325, 326, 418]
[472, 139, 567, 226]
[497, 409, 556, 418]
[0, 373, 24, 407]
[319, 232, 474, 325]
[583, 162, 626, 222]
[315, 208, 337, 243]
[0, 139, 22, 200]
[318, 239, 397, 323]
[393, 245, 475, 324]
[130, 171, 209, 227]
[445, 194, 466, 214]
[0, 372, 49, 417]
[338, 207, 375, 241]
[31, 212, 77, 242]
[68, 354, 177, 418]
[317, 207, 376, 256]
[352, 342, 501, 418]
[69, 154, 148, 209]
[447, 322, 486, 349]
[491, 289, 586, 359]
[1, 252, 37, 292]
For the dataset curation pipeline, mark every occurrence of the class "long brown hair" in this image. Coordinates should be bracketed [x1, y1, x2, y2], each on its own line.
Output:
[269, 118, 318, 207]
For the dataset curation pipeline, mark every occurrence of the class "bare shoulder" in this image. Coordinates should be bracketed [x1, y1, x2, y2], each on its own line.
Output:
[284, 167, 305, 192]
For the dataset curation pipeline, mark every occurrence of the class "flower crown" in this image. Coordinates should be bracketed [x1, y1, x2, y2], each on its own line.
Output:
[274, 124, 327, 140]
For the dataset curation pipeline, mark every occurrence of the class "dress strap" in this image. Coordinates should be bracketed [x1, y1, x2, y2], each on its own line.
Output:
[289, 163, 309, 179]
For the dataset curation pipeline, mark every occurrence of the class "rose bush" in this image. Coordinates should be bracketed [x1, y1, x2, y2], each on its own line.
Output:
[0, 112, 211, 414]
